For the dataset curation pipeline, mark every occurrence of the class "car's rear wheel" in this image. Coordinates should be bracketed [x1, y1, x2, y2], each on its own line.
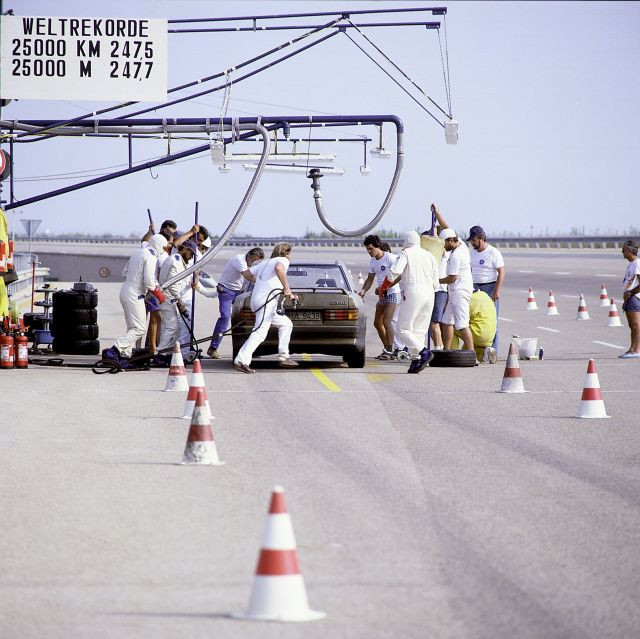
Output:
[344, 349, 365, 368]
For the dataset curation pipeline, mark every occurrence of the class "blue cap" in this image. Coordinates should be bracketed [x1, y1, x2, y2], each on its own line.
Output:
[467, 225, 485, 241]
[182, 239, 198, 254]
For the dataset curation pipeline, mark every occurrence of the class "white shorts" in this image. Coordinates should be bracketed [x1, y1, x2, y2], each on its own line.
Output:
[441, 292, 470, 330]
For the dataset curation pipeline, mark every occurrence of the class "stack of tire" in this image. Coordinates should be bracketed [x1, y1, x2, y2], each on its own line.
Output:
[51, 288, 100, 355]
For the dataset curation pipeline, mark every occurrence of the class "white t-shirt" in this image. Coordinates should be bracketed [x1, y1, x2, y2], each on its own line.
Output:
[623, 258, 640, 300]
[250, 256, 289, 311]
[218, 253, 249, 290]
[436, 251, 450, 292]
[446, 241, 473, 295]
[368, 252, 400, 295]
[470, 244, 504, 284]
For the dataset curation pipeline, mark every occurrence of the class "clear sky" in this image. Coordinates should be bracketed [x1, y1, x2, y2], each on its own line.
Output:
[1, 1, 639, 239]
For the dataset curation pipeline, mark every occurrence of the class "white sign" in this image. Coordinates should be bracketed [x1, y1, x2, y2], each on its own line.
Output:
[0, 15, 167, 101]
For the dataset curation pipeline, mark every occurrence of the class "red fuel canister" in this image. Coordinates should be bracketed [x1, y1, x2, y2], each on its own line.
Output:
[15, 334, 28, 369]
[1, 333, 14, 369]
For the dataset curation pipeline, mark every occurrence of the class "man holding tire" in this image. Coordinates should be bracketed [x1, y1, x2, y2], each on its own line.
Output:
[438, 229, 475, 352]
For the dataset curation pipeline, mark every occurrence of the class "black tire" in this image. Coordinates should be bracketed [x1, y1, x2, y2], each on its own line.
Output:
[52, 308, 98, 324]
[52, 338, 100, 355]
[429, 349, 477, 368]
[51, 323, 99, 340]
[52, 289, 98, 310]
[344, 348, 365, 368]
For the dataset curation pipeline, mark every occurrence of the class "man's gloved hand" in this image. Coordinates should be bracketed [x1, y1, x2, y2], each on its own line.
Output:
[378, 277, 392, 300]
[151, 287, 166, 304]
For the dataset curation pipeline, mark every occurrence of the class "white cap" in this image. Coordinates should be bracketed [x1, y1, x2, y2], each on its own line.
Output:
[439, 228, 458, 240]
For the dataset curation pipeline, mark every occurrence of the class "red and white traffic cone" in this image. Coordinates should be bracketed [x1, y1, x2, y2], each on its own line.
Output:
[164, 342, 189, 391]
[234, 486, 325, 622]
[182, 359, 212, 420]
[576, 294, 590, 320]
[526, 287, 538, 310]
[497, 342, 527, 393]
[607, 298, 622, 327]
[357, 272, 364, 286]
[599, 283, 610, 307]
[180, 389, 224, 464]
[577, 359, 610, 418]
[546, 290, 559, 315]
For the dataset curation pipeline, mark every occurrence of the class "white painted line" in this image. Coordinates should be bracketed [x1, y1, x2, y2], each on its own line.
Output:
[518, 270, 535, 273]
[592, 340, 626, 350]
[553, 271, 571, 275]
[537, 326, 561, 333]
[596, 274, 616, 278]
[561, 294, 578, 299]
[499, 317, 513, 322]
[519, 290, 530, 293]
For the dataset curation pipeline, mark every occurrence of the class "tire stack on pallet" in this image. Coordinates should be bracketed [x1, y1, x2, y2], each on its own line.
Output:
[51, 287, 100, 355]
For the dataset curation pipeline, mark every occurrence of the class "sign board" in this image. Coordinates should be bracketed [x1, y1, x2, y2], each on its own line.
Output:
[21, 219, 41, 236]
[0, 15, 167, 101]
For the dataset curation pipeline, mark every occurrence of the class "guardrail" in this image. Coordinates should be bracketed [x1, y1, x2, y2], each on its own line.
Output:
[12, 235, 634, 249]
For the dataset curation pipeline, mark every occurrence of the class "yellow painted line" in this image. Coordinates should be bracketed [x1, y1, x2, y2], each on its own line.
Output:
[301, 354, 341, 392]
[366, 373, 390, 383]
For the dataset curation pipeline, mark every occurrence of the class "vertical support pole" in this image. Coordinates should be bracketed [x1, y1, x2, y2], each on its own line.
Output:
[190, 201, 199, 352]
[9, 133, 14, 203]
[128, 134, 133, 168]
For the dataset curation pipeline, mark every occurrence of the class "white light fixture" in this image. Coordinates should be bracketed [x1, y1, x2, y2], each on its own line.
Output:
[226, 153, 336, 163]
[444, 119, 459, 145]
[369, 147, 392, 159]
[242, 163, 345, 175]
[360, 165, 372, 176]
[210, 139, 225, 164]
[218, 163, 231, 173]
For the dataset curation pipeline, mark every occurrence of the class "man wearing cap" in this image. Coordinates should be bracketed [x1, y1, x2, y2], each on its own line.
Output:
[438, 228, 474, 352]
[467, 225, 504, 358]
[156, 239, 198, 362]
[207, 247, 265, 359]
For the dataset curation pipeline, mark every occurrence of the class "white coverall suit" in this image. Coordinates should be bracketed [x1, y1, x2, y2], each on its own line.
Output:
[114, 234, 166, 357]
[234, 257, 293, 366]
[178, 267, 218, 357]
[157, 252, 189, 352]
[389, 231, 439, 359]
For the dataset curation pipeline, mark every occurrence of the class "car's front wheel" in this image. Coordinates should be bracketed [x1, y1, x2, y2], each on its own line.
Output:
[344, 349, 365, 368]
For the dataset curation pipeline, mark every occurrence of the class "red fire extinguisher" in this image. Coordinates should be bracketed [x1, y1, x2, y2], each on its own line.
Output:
[15, 334, 28, 369]
[1, 333, 14, 369]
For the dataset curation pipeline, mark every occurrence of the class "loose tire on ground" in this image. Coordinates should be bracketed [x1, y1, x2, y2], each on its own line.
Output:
[52, 308, 98, 324]
[52, 338, 101, 355]
[429, 349, 477, 367]
[51, 323, 99, 340]
[52, 290, 98, 310]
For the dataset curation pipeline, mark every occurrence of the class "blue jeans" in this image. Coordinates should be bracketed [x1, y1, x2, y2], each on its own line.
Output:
[210, 286, 240, 349]
[473, 281, 499, 352]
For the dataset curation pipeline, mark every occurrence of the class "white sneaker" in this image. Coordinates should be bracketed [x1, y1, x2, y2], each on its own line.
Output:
[486, 347, 498, 364]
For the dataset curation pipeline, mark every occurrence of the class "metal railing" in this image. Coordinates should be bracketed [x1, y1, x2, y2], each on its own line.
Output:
[11, 235, 634, 249]
[6, 252, 51, 306]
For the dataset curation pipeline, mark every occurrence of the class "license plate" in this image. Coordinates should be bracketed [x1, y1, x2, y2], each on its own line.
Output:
[288, 311, 321, 321]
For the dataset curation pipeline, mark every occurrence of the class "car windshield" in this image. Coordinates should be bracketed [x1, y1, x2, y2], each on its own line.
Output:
[286, 264, 349, 290]
[244, 263, 350, 292]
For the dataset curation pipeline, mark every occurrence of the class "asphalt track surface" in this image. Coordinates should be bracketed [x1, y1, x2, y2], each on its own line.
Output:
[2, 248, 639, 639]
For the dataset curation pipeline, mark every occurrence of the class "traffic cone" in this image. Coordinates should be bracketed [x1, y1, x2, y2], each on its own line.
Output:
[180, 389, 224, 464]
[576, 293, 590, 320]
[497, 342, 527, 393]
[182, 359, 212, 420]
[234, 486, 325, 622]
[599, 283, 610, 307]
[546, 290, 559, 315]
[607, 298, 622, 327]
[526, 287, 538, 310]
[577, 359, 610, 418]
[164, 342, 189, 391]
[357, 272, 364, 286]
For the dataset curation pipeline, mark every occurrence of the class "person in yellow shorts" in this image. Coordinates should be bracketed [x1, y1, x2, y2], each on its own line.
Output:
[452, 289, 497, 363]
